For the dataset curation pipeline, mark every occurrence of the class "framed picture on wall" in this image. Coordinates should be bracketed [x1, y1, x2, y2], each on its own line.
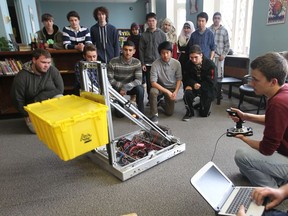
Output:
[267, 0, 288, 25]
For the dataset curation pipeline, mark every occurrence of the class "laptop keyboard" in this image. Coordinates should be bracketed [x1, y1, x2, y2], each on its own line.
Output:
[226, 188, 253, 214]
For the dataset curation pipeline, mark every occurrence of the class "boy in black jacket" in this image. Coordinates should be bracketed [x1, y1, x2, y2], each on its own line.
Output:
[182, 44, 217, 121]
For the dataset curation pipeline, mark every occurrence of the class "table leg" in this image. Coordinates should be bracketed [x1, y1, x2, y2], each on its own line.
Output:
[216, 83, 222, 105]
[228, 84, 233, 98]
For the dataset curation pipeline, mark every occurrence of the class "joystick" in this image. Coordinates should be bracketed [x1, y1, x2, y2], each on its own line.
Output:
[226, 108, 253, 137]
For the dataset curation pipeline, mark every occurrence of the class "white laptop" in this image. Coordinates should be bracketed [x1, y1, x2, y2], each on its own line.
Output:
[190, 162, 265, 216]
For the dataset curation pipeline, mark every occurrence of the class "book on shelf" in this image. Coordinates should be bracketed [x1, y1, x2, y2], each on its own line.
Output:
[0, 59, 23, 75]
[59, 70, 69, 73]
[5, 59, 15, 74]
[8, 59, 19, 73]
[16, 60, 23, 70]
[0, 61, 12, 75]
[18, 44, 31, 51]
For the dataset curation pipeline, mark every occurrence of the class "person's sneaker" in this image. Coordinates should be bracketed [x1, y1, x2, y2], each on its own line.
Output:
[150, 115, 158, 124]
[26, 121, 36, 134]
[25, 117, 36, 134]
[182, 111, 194, 121]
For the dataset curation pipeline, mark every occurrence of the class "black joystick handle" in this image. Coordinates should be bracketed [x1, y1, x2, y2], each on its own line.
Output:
[226, 108, 253, 137]
[226, 108, 243, 129]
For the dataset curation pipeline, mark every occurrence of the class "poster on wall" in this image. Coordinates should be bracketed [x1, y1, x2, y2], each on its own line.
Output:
[267, 0, 288, 25]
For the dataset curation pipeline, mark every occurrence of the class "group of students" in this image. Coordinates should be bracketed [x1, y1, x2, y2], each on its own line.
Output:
[36, 7, 119, 64]
[10, 8, 288, 215]
[64, 10, 222, 125]
[34, 8, 231, 124]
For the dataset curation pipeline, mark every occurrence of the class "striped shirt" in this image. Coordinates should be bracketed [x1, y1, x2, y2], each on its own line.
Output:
[62, 26, 92, 49]
[107, 56, 142, 92]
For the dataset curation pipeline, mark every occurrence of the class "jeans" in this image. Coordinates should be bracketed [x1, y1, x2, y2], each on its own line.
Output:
[263, 210, 288, 216]
[234, 147, 288, 188]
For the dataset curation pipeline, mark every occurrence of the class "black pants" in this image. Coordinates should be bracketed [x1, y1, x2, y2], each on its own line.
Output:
[144, 65, 152, 101]
[127, 85, 144, 113]
[183, 89, 212, 117]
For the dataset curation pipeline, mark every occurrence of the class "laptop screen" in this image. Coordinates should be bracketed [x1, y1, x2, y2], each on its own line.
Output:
[192, 164, 233, 210]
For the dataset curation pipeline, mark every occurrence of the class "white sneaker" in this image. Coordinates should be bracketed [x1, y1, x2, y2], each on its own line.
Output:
[149, 115, 158, 124]
[25, 117, 36, 134]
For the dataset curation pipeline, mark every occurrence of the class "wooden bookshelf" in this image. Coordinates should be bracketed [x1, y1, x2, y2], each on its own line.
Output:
[0, 50, 82, 116]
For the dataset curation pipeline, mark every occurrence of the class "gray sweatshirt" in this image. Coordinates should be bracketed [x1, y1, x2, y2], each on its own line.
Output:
[11, 61, 64, 116]
[139, 28, 166, 65]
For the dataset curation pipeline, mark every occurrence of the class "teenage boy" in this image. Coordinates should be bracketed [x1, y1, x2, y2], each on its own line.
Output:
[208, 12, 230, 77]
[74, 44, 99, 94]
[11, 49, 64, 133]
[62, 10, 92, 52]
[149, 41, 182, 124]
[36, 13, 63, 50]
[108, 40, 144, 117]
[229, 52, 288, 189]
[238, 184, 288, 216]
[139, 12, 166, 105]
[187, 12, 215, 60]
[90, 6, 119, 63]
[182, 45, 217, 121]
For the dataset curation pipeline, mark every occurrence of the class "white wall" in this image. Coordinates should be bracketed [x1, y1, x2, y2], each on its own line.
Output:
[249, 0, 288, 60]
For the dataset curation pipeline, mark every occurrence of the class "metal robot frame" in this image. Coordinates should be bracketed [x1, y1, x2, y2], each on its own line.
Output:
[79, 61, 186, 181]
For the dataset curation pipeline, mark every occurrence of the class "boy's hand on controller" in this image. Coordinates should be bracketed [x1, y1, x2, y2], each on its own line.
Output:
[227, 108, 245, 122]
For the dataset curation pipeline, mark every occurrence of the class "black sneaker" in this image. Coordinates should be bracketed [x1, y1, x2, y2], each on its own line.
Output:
[182, 111, 194, 121]
[150, 115, 158, 124]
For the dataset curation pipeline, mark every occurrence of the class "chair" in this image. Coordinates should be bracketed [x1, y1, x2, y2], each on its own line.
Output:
[216, 55, 250, 105]
[237, 76, 266, 114]
[216, 77, 242, 104]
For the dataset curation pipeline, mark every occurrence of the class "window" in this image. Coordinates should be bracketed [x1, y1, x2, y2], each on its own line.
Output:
[204, 0, 254, 55]
[166, 0, 254, 56]
[166, 0, 186, 38]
